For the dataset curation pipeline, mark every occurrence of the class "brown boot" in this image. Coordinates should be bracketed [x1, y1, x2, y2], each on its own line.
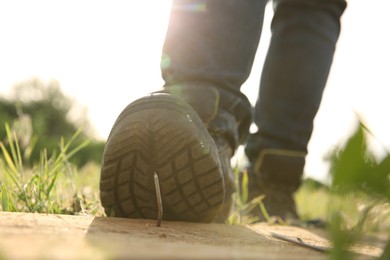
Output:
[100, 84, 251, 223]
[163, 84, 252, 223]
[246, 149, 306, 223]
[100, 93, 224, 222]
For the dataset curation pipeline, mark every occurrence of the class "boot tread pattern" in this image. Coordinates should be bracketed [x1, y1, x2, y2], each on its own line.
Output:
[100, 95, 224, 222]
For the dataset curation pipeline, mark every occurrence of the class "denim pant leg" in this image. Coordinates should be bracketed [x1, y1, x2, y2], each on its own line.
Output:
[254, 0, 347, 152]
[162, 0, 268, 146]
[245, 0, 347, 187]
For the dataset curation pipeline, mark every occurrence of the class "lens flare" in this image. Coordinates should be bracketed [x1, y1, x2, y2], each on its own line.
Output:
[172, 2, 207, 12]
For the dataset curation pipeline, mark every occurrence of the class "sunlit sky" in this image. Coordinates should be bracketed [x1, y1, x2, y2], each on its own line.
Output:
[1, 0, 390, 182]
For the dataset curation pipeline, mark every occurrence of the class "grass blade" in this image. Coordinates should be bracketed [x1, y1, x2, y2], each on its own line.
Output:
[259, 201, 271, 222]
[0, 142, 22, 192]
[1, 184, 9, 211]
[241, 170, 249, 204]
[13, 130, 24, 173]
[65, 139, 90, 160]
[4, 124, 18, 168]
[0, 142, 18, 175]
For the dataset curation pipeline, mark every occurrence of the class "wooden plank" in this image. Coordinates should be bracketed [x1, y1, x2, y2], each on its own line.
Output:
[0, 212, 381, 259]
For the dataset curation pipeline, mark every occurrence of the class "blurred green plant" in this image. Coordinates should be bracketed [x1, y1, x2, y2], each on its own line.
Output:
[330, 123, 390, 197]
[326, 120, 390, 259]
[0, 78, 104, 167]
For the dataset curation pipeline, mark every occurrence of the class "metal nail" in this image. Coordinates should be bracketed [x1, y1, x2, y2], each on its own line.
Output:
[154, 172, 163, 227]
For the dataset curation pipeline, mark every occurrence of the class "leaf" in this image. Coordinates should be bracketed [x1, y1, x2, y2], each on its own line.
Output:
[367, 155, 390, 198]
[331, 123, 372, 189]
[331, 121, 390, 198]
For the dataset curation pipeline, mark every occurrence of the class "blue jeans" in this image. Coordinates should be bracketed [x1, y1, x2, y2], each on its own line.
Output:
[161, 0, 346, 184]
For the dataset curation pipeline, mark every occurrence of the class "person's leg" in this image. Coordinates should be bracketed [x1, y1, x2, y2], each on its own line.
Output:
[162, 0, 268, 146]
[162, 0, 267, 93]
[245, 0, 347, 221]
[100, 0, 268, 222]
[161, 0, 268, 221]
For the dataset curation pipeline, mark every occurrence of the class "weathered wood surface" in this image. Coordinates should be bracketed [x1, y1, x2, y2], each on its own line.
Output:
[0, 212, 383, 259]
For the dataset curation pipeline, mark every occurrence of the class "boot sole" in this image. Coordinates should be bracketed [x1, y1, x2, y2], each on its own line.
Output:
[100, 94, 224, 222]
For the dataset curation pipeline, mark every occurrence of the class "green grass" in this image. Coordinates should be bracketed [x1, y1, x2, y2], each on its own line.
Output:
[227, 168, 266, 225]
[0, 123, 103, 216]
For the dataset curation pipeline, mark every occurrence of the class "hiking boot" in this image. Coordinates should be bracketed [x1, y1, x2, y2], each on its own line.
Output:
[245, 147, 306, 222]
[208, 112, 236, 222]
[247, 171, 299, 222]
[161, 84, 252, 222]
[100, 92, 225, 222]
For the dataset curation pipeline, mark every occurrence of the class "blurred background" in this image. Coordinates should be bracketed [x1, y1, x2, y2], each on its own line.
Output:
[1, 0, 389, 182]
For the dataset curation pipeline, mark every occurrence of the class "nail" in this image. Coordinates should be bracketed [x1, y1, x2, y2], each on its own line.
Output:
[154, 172, 163, 227]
